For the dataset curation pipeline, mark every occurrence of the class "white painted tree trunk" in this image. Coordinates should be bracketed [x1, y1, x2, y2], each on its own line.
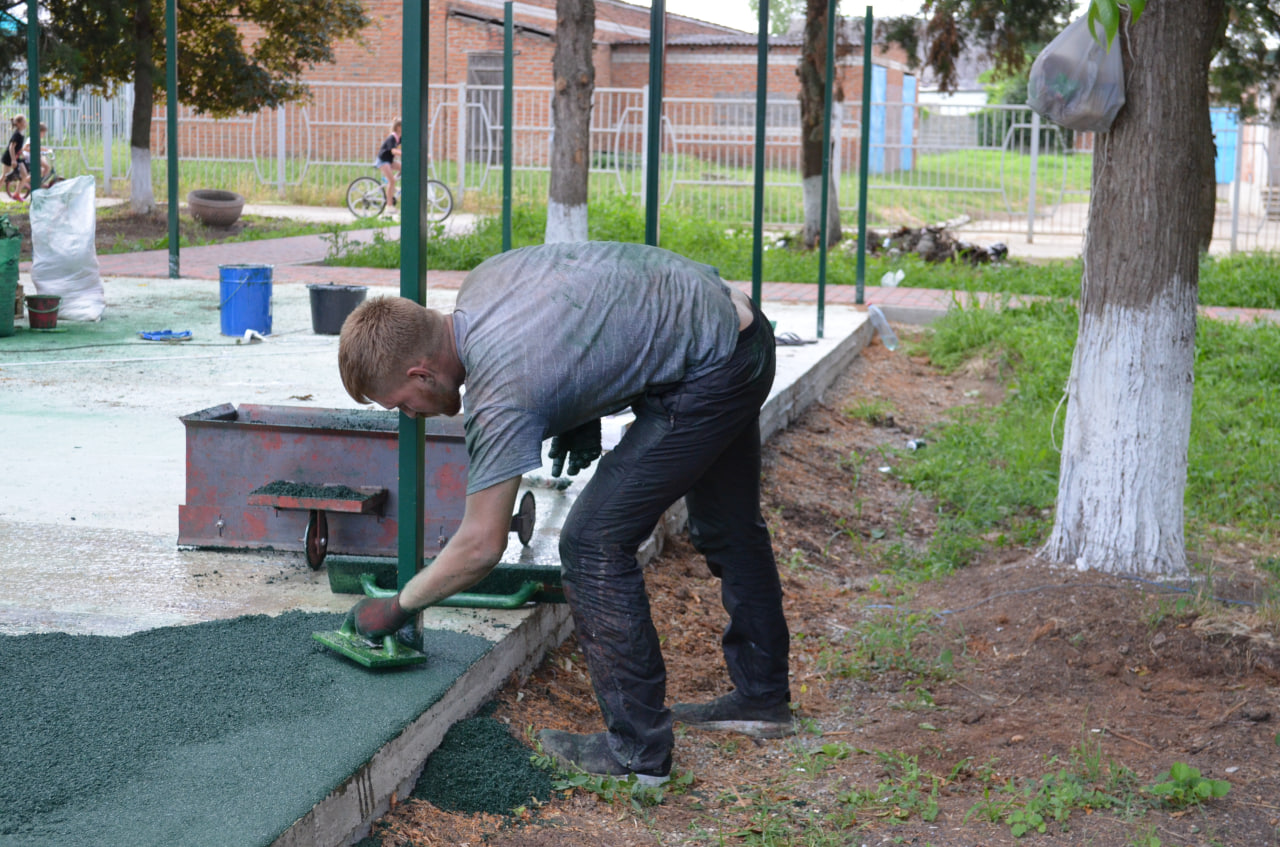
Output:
[546, 0, 594, 245]
[545, 200, 588, 243]
[1039, 0, 1221, 581]
[1041, 284, 1196, 578]
[800, 173, 840, 248]
[130, 145, 155, 214]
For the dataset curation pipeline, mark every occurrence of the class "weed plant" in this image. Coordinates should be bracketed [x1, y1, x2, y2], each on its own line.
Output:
[964, 733, 1147, 837]
[528, 745, 694, 812]
[814, 610, 954, 683]
[834, 751, 942, 825]
[1146, 762, 1230, 809]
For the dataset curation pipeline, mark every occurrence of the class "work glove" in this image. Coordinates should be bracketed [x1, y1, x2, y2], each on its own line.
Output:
[346, 594, 413, 639]
[548, 418, 602, 477]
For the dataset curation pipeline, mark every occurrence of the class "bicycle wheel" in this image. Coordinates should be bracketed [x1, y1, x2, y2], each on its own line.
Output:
[426, 180, 453, 223]
[346, 176, 386, 218]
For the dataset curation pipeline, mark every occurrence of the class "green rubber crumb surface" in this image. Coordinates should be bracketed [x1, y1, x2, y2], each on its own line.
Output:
[250, 480, 372, 500]
[0, 611, 493, 847]
[412, 703, 552, 814]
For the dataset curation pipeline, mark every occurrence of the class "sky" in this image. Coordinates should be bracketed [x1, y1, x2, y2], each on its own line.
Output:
[637, 0, 932, 33]
[634, 0, 1091, 33]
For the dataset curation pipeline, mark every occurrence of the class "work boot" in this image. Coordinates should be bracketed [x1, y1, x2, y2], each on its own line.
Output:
[537, 729, 671, 787]
[671, 691, 794, 738]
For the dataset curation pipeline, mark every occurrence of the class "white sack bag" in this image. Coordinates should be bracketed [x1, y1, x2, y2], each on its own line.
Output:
[30, 174, 104, 321]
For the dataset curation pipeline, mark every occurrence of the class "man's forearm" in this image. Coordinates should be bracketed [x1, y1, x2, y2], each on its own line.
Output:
[396, 476, 521, 611]
[397, 533, 502, 610]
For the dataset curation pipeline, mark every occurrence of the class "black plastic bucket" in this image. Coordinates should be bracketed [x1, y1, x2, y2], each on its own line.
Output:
[307, 283, 368, 335]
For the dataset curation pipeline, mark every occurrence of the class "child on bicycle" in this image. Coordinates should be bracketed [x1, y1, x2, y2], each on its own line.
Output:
[1, 114, 28, 187]
[377, 118, 401, 214]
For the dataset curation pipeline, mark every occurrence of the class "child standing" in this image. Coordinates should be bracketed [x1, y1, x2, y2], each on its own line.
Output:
[1, 114, 27, 186]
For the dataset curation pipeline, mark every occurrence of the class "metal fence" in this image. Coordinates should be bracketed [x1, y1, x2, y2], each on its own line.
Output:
[422, 83, 1278, 252]
[3, 83, 1276, 253]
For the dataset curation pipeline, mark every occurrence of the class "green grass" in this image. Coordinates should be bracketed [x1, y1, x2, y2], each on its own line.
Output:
[814, 609, 954, 682]
[1187, 316, 1280, 528]
[366, 195, 1280, 309]
[895, 298, 1280, 577]
[99, 211, 386, 256]
[1198, 252, 1280, 310]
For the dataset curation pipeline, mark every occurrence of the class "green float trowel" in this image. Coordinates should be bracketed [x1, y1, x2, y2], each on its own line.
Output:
[312, 578, 428, 669]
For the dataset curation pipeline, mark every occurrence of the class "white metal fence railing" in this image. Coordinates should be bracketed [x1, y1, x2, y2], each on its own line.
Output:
[2, 84, 1276, 253]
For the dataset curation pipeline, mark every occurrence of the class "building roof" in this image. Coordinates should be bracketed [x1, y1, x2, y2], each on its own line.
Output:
[447, 0, 747, 44]
[618, 17, 871, 48]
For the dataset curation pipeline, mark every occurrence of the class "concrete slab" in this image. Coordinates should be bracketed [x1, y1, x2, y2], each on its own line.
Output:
[0, 275, 871, 845]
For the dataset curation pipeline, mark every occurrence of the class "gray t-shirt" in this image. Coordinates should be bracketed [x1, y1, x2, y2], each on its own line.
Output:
[452, 241, 741, 494]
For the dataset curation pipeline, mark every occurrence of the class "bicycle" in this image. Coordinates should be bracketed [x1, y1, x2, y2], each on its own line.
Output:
[345, 169, 453, 222]
[4, 149, 62, 202]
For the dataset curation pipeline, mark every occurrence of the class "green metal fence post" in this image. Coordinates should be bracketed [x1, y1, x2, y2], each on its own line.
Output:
[397, 0, 430, 590]
[855, 7, 872, 304]
[166, 0, 178, 278]
[25, 3, 39, 198]
[751, 0, 769, 306]
[644, 0, 665, 246]
[502, 1, 514, 251]
[816, 0, 838, 339]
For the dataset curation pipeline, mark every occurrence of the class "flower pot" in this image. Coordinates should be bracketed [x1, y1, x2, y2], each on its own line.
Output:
[187, 189, 246, 228]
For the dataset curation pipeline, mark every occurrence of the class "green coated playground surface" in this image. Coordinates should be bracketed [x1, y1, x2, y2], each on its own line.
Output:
[0, 611, 493, 847]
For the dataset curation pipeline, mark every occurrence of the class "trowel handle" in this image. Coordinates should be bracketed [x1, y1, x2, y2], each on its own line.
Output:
[359, 573, 399, 599]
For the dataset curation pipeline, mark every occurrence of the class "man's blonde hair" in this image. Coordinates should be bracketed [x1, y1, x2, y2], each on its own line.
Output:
[338, 296, 450, 404]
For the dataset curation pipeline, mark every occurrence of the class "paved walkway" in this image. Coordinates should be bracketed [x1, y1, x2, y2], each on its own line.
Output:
[57, 231, 1276, 327]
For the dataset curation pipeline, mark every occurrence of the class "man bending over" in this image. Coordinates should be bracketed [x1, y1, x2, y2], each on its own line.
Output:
[338, 241, 792, 784]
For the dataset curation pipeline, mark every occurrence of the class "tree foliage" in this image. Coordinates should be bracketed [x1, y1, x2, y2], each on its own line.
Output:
[881, 0, 1074, 94]
[886, 0, 1280, 119]
[0, 0, 370, 117]
[748, 0, 802, 36]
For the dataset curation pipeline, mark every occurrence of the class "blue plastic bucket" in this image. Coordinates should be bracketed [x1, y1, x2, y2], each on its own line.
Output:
[219, 264, 273, 337]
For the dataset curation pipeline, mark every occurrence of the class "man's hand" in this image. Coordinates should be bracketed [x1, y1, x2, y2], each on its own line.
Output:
[548, 419, 603, 477]
[346, 594, 412, 639]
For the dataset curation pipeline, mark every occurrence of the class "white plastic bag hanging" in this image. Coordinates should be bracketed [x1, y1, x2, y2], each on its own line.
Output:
[30, 175, 104, 321]
[1027, 15, 1125, 133]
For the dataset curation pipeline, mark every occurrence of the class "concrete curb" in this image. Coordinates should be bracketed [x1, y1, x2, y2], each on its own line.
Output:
[760, 321, 876, 439]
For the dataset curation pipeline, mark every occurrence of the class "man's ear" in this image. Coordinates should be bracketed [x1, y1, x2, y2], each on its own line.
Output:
[406, 362, 434, 385]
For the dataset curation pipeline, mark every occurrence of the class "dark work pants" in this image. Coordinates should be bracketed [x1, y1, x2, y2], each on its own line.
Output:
[558, 305, 790, 774]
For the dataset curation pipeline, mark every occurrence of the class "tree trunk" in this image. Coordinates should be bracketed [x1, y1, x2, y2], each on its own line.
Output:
[797, 0, 840, 249]
[545, 0, 596, 243]
[130, 0, 156, 214]
[1041, 0, 1224, 579]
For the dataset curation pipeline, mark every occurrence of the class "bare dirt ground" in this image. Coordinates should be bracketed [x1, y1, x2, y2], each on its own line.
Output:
[366, 328, 1280, 847]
